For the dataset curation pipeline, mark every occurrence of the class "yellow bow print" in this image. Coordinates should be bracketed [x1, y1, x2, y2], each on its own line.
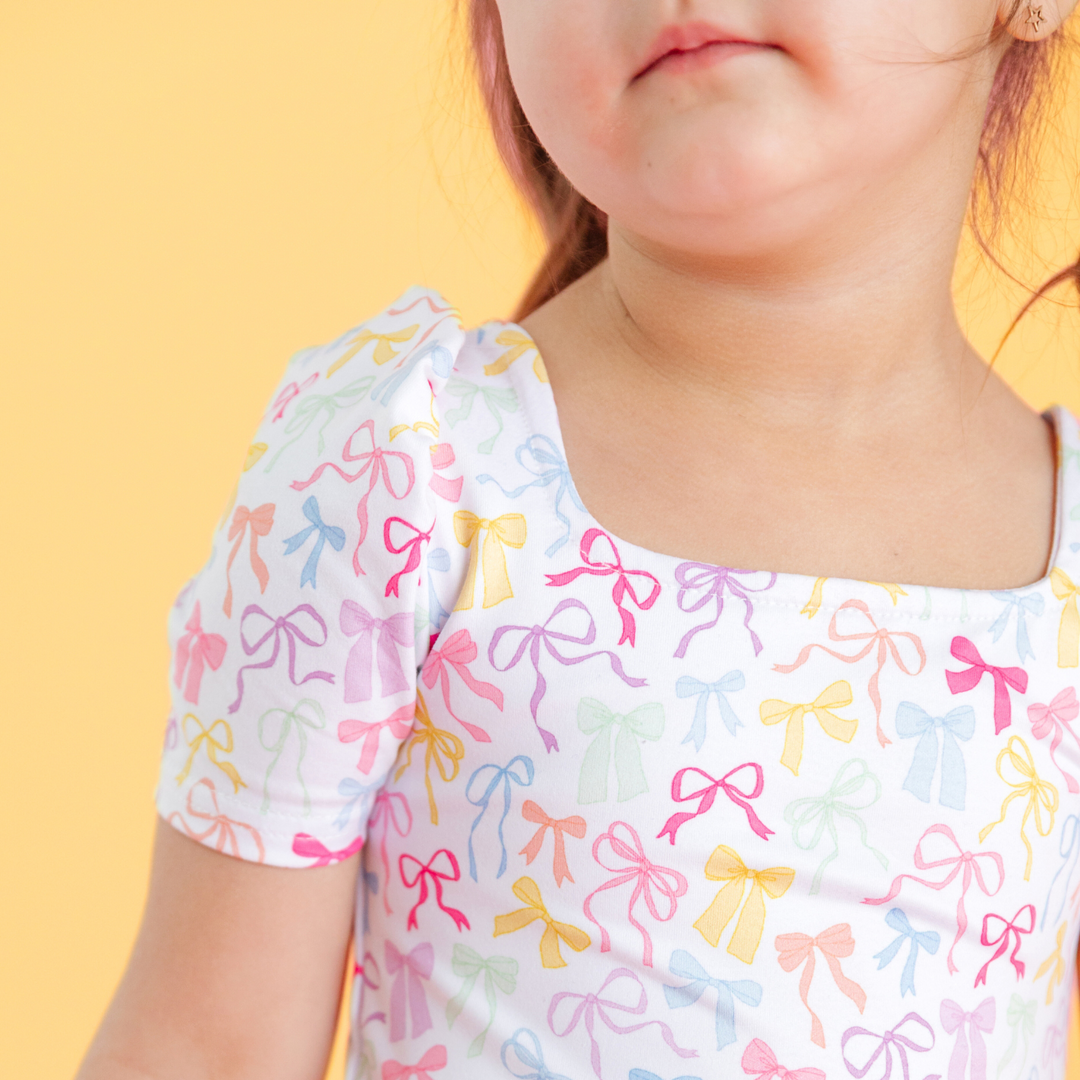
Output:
[493, 876, 591, 968]
[759, 681, 858, 775]
[1035, 922, 1067, 1004]
[801, 579, 907, 619]
[979, 736, 1058, 881]
[453, 511, 527, 610]
[327, 324, 420, 377]
[176, 714, 245, 794]
[483, 330, 549, 383]
[394, 692, 463, 825]
[1050, 567, 1080, 668]
[693, 845, 795, 963]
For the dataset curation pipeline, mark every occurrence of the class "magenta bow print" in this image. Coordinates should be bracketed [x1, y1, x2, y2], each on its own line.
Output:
[946, 636, 1028, 734]
[673, 563, 776, 658]
[228, 603, 333, 714]
[841, 1012, 935, 1080]
[774, 599, 926, 748]
[547, 967, 697, 1080]
[975, 904, 1034, 987]
[338, 703, 414, 774]
[583, 821, 688, 968]
[421, 628, 503, 743]
[863, 824, 1004, 974]
[386, 941, 434, 1043]
[340, 598, 412, 703]
[658, 764, 773, 845]
[173, 600, 226, 704]
[399, 848, 470, 932]
[1029, 688, 1080, 793]
[488, 598, 646, 753]
[384, 515, 434, 599]
[291, 831, 363, 867]
[545, 528, 661, 647]
[742, 1039, 824, 1080]
[291, 418, 415, 575]
[223, 503, 274, 618]
[381, 1044, 447, 1080]
[940, 998, 995, 1080]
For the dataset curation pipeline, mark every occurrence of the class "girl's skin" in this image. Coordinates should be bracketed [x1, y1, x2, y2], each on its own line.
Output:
[77, 3, 1076, 1077]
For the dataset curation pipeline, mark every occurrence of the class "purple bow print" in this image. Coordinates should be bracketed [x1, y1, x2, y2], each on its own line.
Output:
[547, 967, 698, 1079]
[228, 603, 333, 713]
[673, 563, 776, 659]
[386, 941, 434, 1043]
[340, 599, 412, 703]
[841, 1012, 935, 1080]
[489, 598, 646, 753]
[940, 998, 995, 1080]
[946, 636, 1028, 734]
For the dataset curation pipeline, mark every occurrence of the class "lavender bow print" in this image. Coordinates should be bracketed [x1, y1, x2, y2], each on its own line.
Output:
[673, 563, 776, 658]
[895, 701, 975, 810]
[386, 940, 433, 1042]
[941, 998, 995, 1080]
[841, 1012, 935, 1080]
[340, 599, 412, 703]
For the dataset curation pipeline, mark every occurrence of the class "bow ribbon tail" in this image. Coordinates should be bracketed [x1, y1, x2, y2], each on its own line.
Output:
[903, 725, 940, 804]
[713, 983, 739, 1050]
[728, 878, 769, 964]
[467, 970, 499, 1058]
[344, 624, 374, 703]
[823, 951, 867, 1013]
[948, 1020, 970, 1080]
[1056, 579, 1080, 668]
[693, 876, 745, 948]
[445, 969, 479, 1029]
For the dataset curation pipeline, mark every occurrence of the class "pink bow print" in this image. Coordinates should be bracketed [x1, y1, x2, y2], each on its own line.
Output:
[941, 998, 995, 1080]
[291, 418, 415, 575]
[267, 372, 318, 422]
[386, 941, 433, 1043]
[864, 824, 1003, 974]
[975, 904, 1034, 987]
[658, 763, 773, 845]
[428, 442, 463, 502]
[946, 636, 1028, 734]
[421, 628, 503, 743]
[545, 528, 661, 647]
[340, 599, 412, 703]
[173, 600, 226, 704]
[291, 832, 363, 867]
[1029, 688, 1080, 793]
[381, 1045, 447, 1080]
[742, 1038, 825, 1080]
[583, 821, 687, 968]
[399, 848, 470, 932]
[370, 791, 412, 914]
[338, 703, 414, 774]
[384, 516, 434, 599]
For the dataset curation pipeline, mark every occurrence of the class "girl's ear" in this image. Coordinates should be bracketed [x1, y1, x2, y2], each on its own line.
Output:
[1001, 0, 1074, 40]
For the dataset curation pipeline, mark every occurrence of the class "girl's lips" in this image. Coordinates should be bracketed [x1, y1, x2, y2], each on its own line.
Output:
[642, 40, 770, 80]
[632, 20, 778, 82]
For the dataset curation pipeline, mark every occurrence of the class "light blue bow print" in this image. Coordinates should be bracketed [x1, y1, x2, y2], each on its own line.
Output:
[629, 1072, 704, 1080]
[989, 590, 1044, 662]
[282, 496, 346, 589]
[358, 865, 380, 933]
[426, 546, 452, 632]
[466, 755, 535, 881]
[663, 949, 762, 1051]
[334, 776, 378, 831]
[873, 907, 939, 997]
[894, 701, 975, 810]
[1042, 814, 1080, 930]
[477, 434, 586, 556]
[444, 376, 520, 454]
[369, 340, 453, 407]
[263, 375, 374, 471]
[500, 1028, 573, 1080]
[676, 671, 745, 751]
[784, 759, 889, 895]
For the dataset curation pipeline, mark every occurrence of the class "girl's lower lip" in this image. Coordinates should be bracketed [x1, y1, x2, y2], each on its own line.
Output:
[645, 40, 766, 78]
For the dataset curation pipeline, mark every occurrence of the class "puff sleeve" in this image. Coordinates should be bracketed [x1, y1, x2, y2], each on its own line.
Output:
[155, 287, 463, 866]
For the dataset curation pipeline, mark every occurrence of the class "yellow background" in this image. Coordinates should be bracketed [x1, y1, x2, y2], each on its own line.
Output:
[2, 2, 1080, 1076]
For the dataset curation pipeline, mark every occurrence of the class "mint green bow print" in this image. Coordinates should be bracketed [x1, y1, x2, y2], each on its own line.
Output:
[264, 376, 375, 471]
[784, 758, 889, 894]
[443, 376, 519, 455]
[257, 698, 326, 814]
[446, 944, 518, 1058]
[997, 994, 1036, 1079]
[577, 698, 665, 804]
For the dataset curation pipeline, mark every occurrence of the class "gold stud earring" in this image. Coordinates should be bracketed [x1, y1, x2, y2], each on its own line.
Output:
[1025, 3, 1048, 34]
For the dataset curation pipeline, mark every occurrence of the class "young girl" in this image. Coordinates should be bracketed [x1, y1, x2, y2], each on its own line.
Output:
[78, 2, 1080, 1078]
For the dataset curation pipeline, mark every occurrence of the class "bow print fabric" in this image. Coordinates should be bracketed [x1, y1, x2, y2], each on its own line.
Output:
[156, 286, 1080, 1077]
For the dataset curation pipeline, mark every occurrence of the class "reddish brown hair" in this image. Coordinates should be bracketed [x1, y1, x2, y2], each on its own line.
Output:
[466, 0, 1073, 338]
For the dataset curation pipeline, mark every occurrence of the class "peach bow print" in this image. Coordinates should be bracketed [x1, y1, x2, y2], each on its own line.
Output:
[173, 600, 226, 704]
[1035, 921, 1068, 1004]
[326, 323, 420, 377]
[1051, 567, 1080, 668]
[774, 599, 925, 747]
[452, 510, 527, 610]
[693, 845, 795, 963]
[979, 736, 1058, 881]
[759, 680, 858, 776]
[519, 800, 587, 887]
[393, 691, 464, 825]
[176, 713, 245, 794]
[167, 778, 264, 862]
[483, 329, 548, 382]
[223, 503, 274, 618]
[494, 876, 591, 969]
[775, 925, 866, 1048]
